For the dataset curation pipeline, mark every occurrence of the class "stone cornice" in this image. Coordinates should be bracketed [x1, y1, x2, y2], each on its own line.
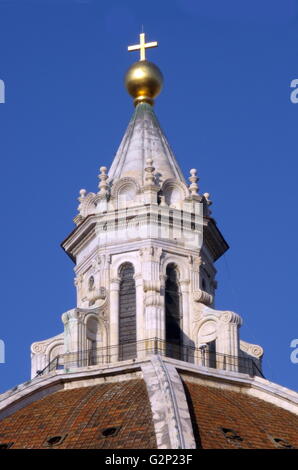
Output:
[61, 215, 98, 262]
[0, 356, 297, 423]
[203, 217, 229, 262]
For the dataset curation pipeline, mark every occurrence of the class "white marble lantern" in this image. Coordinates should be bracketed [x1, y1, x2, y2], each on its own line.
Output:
[31, 91, 263, 378]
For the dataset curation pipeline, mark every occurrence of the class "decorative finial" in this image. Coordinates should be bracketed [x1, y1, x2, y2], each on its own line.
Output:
[144, 157, 155, 185]
[204, 192, 212, 204]
[98, 166, 109, 195]
[128, 32, 158, 62]
[79, 189, 86, 200]
[203, 192, 213, 215]
[189, 169, 199, 196]
[77, 189, 87, 217]
[125, 32, 163, 106]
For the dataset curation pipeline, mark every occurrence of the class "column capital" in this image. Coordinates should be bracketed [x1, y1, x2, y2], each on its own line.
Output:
[110, 277, 121, 290]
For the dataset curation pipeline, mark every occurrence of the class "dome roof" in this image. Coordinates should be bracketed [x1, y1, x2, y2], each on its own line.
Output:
[0, 373, 297, 449]
[0, 379, 156, 449]
[183, 380, 298, 449]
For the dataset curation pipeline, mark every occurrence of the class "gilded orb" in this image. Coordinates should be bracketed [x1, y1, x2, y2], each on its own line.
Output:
[125, 60, 163, 106]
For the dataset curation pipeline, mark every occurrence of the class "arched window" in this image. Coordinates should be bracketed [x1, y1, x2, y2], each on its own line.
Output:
[119, 263, 136, 360]
[86, 317, 100, 366]
[165, 264, 182, 359]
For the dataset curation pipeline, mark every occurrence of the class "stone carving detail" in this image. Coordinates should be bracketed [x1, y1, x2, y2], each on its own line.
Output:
[74, 274, 83, 288]
[203, 192, 212, 215]
[140, 246, 162, 262]
[92, 255, 102, 269]
[77, 188, 86, 215]
[161, 178, 189, 207]
[75, 174, 112, 221]
[193, 289, 213, 306]
[240, 340, 264, 359]
[144, 158, 156, 185]
[220, 311, 243, 326]
[188, 255, 202, 268]
[62, 309, 84, 324]
[31, 342, 47, 354]
[97, 166, 109, 195]
[188, 168, 199, 196]
[77, 190, 96, 218]
[110, 177, 141, 200]
[87, 286, 107, 307]
[31, 333, 64, 355]
[143, 280, 161, 293]
[197, 320, 217, 343]
[145, 292, 163, 307]
[73, 214, 83, 226]
[62, 308, 107, 326]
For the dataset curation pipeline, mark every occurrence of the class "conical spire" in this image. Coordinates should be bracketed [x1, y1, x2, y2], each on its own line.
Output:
[108, 102, 185, 185]
[108, 33, 185, 186]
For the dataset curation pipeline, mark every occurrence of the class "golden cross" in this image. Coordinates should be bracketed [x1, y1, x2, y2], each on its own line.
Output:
[128, 32, 158, 61]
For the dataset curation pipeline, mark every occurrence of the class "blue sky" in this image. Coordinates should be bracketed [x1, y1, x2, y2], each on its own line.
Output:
[0, 0, 297, 392]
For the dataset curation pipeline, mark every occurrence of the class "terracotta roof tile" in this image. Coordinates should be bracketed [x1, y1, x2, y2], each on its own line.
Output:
[183, 380, 298, 449]
[0, 379, 156, 449]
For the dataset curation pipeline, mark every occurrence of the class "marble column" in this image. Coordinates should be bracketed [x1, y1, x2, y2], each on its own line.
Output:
[134, 273, 145, 359]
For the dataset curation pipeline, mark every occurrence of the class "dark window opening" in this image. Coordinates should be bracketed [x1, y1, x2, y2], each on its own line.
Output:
[45, 434, 67, 447]
[191, 212, 195, 230]
[207, 339, 216, 368]
[165, 264, 182, 359]
[221, 428, 243, 441]
[273, 437, 293, 449]
[101, 426, 121, 438]
[119, 263, 136, 361]
[88, 339, 97, 366]
[88, 276, 94, 291]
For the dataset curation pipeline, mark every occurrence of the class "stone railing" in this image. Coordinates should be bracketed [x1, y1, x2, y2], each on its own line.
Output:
[36, 338, 264, 379]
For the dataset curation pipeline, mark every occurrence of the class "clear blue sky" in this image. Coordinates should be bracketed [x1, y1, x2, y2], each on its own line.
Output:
[0, 0, 297, 393]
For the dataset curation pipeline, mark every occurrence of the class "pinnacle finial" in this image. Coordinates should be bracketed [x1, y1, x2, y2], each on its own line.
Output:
[189, 169, 199, 196]
[79, 188, 86, 199]
[203, 192, 213, 215]
[98, 166, 109, 195]
[125, 32, 163, 106]
[144, 157, 155, 185]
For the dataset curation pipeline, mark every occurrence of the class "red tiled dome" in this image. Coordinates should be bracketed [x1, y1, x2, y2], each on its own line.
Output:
[0, 379, 156, 449]
[183, 380, 298, 449]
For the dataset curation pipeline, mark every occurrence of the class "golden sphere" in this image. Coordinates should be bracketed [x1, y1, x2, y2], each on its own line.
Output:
[125, 60, 163, 106]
